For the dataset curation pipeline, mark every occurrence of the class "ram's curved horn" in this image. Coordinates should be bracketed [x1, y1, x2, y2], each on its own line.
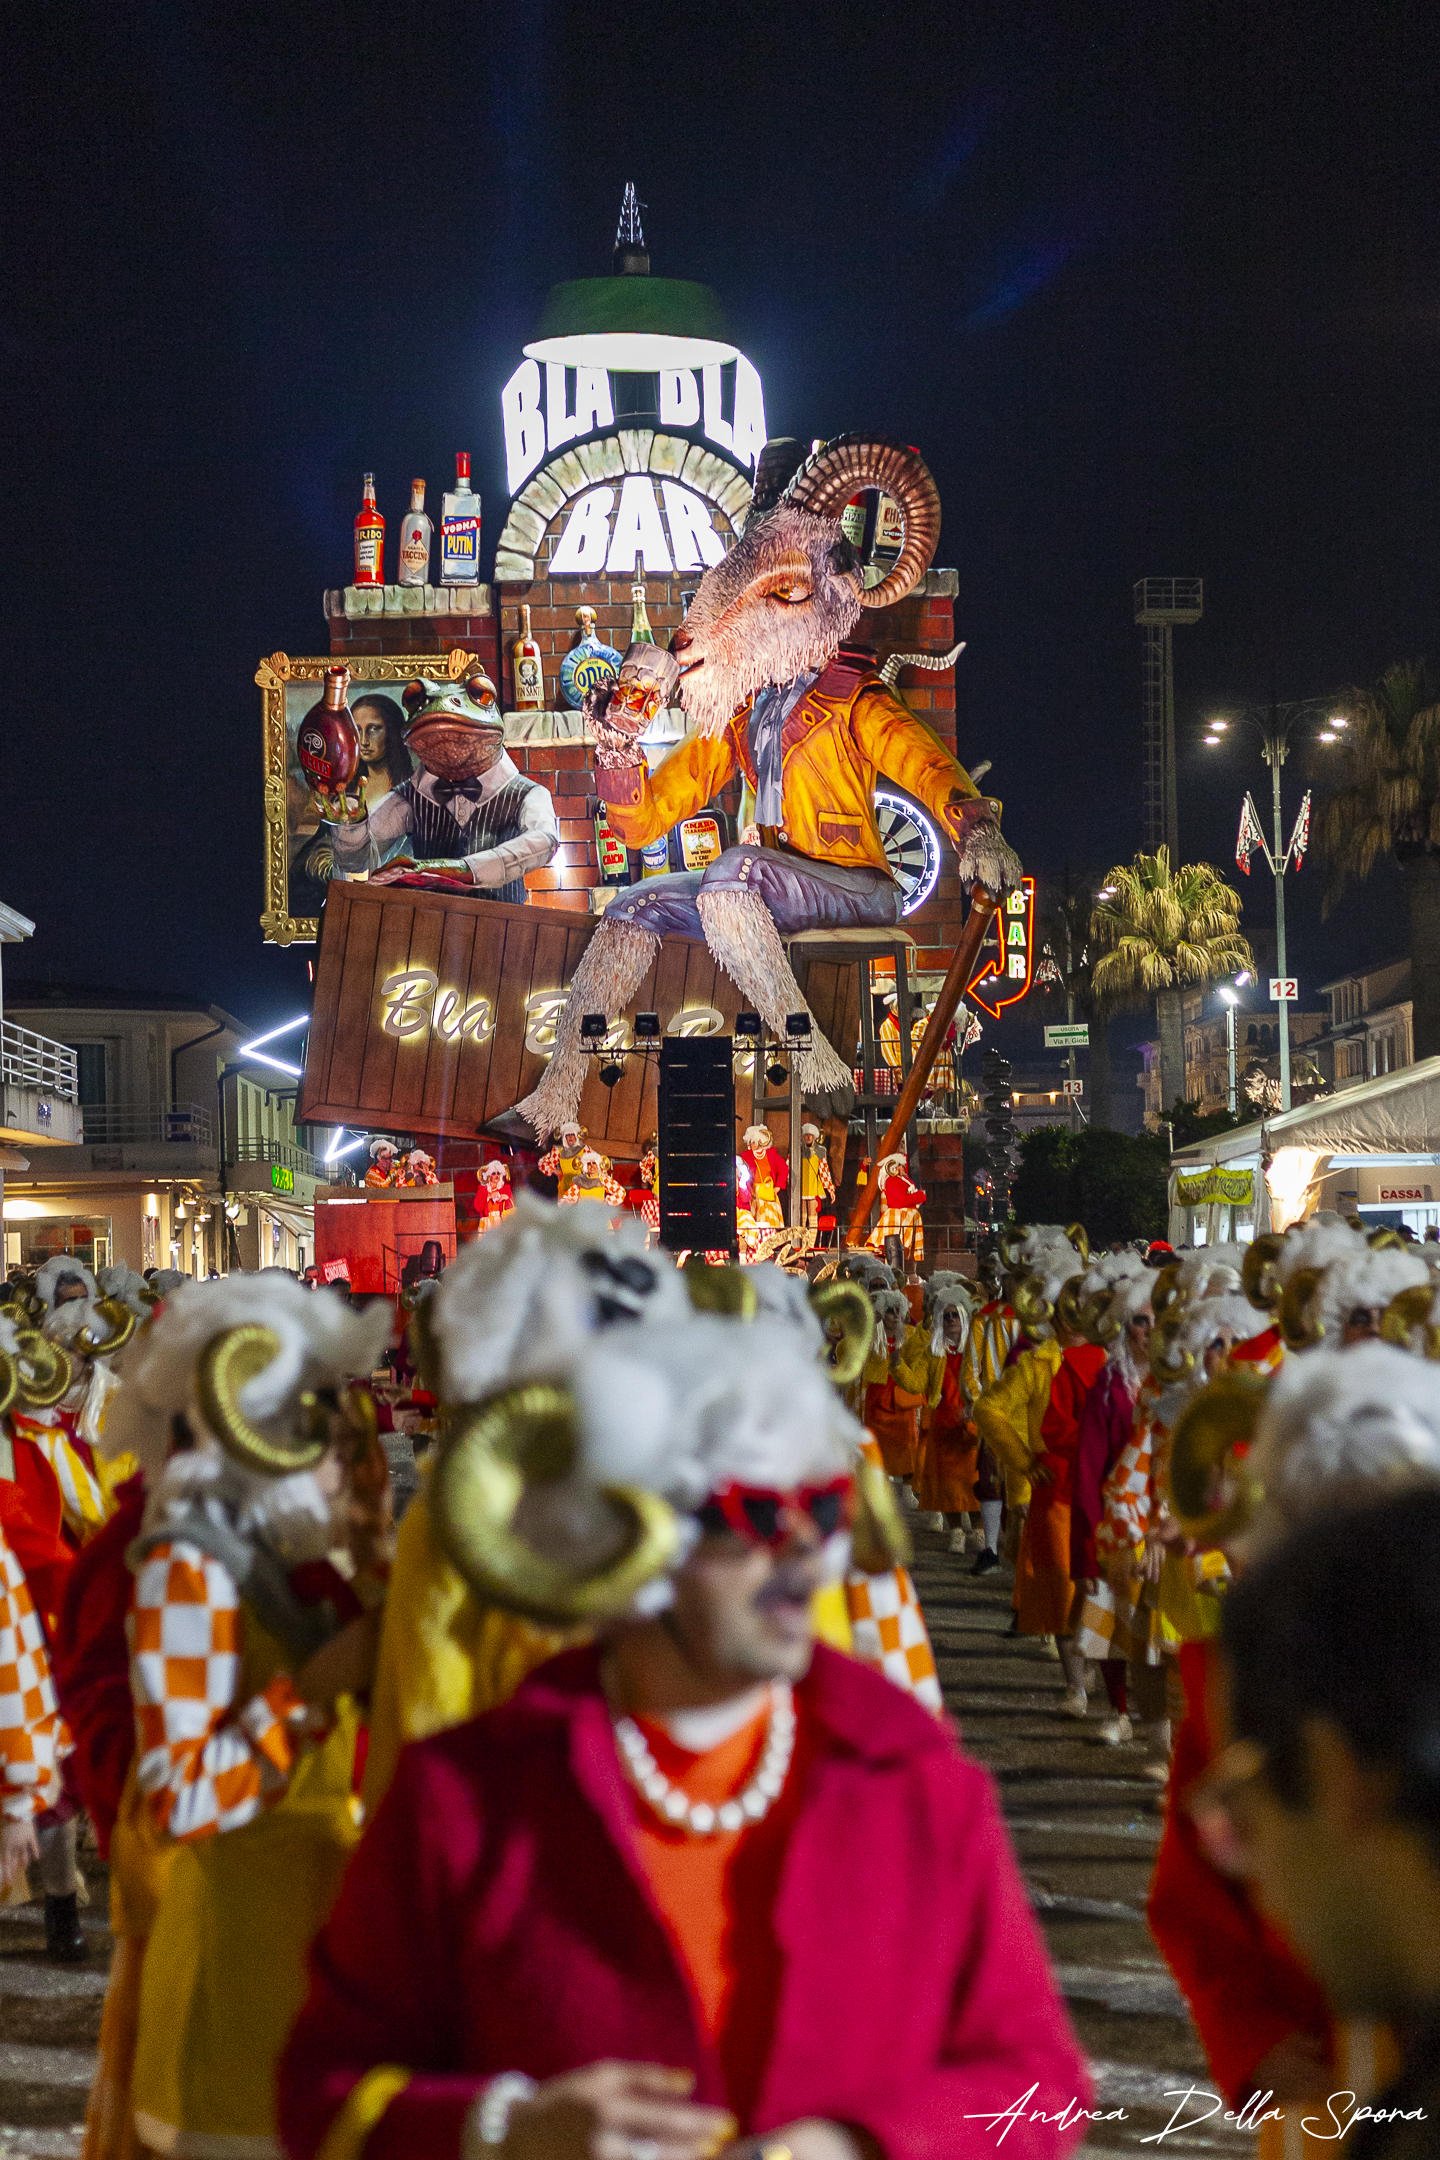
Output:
[1065, 1222, 1090, 1264]
[0, 1353, 17, 1419]
[1278, 1266, 1326, 1352]
[1055, 1277, 1089, 1339]
[407, 1291, 443, 1398]
[13, 1332, 75, 1409]
[849, 1453, 912, 1574]
[997, 1225, 1029, 1273]
[1149, 1313, 1196, 1384]
[431, 1382, 680, 1626]
[196, 1326, 328, 1475]
[1167, 1373, 1268, 1542]
[683, 1261, 758, 1321]
[781, 434, 941, 609]
[1242, 1234, 1286, 1314]
[1150, 1263, 1185, 1318]
[75, 1297, 139, 1359]
[809, 1278, 873, 1387]
[1381, 1283, 1440, 1359]
[1367, 1227, 1406, 1250]
[1089, 1289, 1126, 1346]
[1011, 1273, 1054, 1332]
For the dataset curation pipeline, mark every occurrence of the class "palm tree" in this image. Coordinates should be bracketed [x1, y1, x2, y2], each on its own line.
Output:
[1091, 848, 1254, 1124]
[1314, 660, 1440, 1060]
[1035, 871, 1116, 1128]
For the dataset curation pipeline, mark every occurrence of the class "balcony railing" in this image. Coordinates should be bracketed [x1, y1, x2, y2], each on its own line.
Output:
[229, 1138, 321, 1180]
[79, 1102, 214, 1146]
[1, 1022, 79, 1101]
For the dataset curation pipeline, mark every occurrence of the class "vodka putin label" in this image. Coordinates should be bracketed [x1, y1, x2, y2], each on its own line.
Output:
[440, 452, 481, 585]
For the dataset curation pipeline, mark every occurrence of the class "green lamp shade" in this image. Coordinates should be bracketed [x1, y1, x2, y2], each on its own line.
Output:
[525, 277, 736, 370]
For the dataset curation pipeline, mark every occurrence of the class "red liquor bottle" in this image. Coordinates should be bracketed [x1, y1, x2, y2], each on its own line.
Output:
[354, 473, 385, 585]
[298, 669, 361, 793]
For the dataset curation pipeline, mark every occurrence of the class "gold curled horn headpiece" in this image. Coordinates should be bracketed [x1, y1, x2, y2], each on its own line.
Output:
[808, 1278, 874, 1387]
[781, 434, 941, 610]
[430, 1381, 681, 1626]
[1149, 1310, 1197, 1385]
[849, 1451, 913, 1574]
[996, 1225, 1029, 1274]
[1166, 1370, 1269, 1542]
[1150, 1263, 1185, 1319]
[1065, 1222, 1090, 1264]
[1054, 1276, 1089, 1338]
[0, 1350, 17, 1419]
[1278, 1266, 1326, 1353]
[1367, 1227, 1407, 1251]
[1381, 1283, 1440, 1359]
[683, 1260, 758, 1320]
[75, 1298, 140, 1360]
[195, 1325, 329, 1475]
[1011, 1272, 1058, 1332]
[13, 1331, 75, 1409]
[1241, 1234, 1286, 1314]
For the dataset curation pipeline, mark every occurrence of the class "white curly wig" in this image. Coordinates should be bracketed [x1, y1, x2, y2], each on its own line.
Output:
[428, 1193, 691, 1404]
[1246, 1341, 1440, 1552]
[1299, 1244, 1431, 1348]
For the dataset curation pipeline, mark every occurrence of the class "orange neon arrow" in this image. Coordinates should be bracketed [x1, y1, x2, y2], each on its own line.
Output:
[965, 876, 1035, 1021]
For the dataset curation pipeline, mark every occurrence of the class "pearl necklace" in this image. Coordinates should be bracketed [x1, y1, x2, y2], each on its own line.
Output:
[612, 1684, 797, 1837]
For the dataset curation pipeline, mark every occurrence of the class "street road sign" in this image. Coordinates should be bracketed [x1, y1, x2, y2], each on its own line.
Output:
[1269, 977, 1298, 1002]
[1062, 1079, 1084, 1096]
[1044, 1024, 1090, 1047]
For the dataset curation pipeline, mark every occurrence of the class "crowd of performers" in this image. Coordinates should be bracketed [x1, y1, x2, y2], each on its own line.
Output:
[0, 1205, 1437, 2158]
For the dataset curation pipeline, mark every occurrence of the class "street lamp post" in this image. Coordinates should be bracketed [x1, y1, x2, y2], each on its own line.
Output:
[1204, 701, 1338, 1116]
[1217, 985, 1240, 1117]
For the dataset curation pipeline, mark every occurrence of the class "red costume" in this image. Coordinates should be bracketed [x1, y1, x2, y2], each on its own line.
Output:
[279, 1644, 1090, 2160]
[51, 1474, 146, 1857]
[1147, 1638, 1332, 2105]
[1070, 1364, 1137, 1585]
[1013, 1343, 1105, 1637]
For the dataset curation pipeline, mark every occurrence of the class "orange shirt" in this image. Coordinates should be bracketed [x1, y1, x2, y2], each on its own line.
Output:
[625, 1699, 808, 2124]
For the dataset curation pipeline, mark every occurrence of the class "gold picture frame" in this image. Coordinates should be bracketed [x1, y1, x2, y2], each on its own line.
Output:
[258, 647, 481, 945]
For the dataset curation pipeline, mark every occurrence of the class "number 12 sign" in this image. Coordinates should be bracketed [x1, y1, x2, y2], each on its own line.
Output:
[1270, 977, 1298, 1002]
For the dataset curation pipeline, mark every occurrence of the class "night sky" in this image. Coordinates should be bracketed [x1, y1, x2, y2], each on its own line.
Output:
[4, 1, 1436, 1106]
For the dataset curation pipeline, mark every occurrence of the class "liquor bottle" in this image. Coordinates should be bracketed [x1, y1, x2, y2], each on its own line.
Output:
[354, 474, 385, 586]
[398, 479, 432, 585]
[440, 453, 481, 585]
[630, 583, 656, 646]
[297, 669, 361, 793]
[559, 604, 622, 709]
[594, 803, 630, 886]
[511, 604, 545, 710]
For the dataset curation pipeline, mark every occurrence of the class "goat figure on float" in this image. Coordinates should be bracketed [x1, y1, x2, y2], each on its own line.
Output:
[506, 434, 1022, 1141]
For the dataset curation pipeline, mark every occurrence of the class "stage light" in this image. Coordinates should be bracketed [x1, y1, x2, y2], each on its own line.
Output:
[580, 1013, 607, 1039]
[784, 1012, 812, 1042]
[734, 1012, 761, 1039]
[599, 1059, 625, 1088]
[633, 1012, 660, 1039]
[766, 1060, 787, 1087]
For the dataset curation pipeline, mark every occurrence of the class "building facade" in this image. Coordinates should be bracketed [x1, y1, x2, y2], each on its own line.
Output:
[2, 988, 328, 1277]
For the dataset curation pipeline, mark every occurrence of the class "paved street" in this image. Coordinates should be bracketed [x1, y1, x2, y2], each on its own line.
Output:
[0, 1550, 1245, 2157]
[909, 1516, 1242, 2156]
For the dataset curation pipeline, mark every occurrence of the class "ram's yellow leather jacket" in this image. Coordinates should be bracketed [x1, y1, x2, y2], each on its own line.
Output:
[595, 646, 987, 874]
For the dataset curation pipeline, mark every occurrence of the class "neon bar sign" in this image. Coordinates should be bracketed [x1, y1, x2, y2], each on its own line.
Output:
[965, 877, 1035, 1020]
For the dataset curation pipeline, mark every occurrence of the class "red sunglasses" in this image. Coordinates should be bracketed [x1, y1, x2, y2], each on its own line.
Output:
[696, 1477, 854, 1549]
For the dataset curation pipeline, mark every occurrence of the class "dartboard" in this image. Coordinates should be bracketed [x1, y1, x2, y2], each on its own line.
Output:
[873, 790, 941, 915]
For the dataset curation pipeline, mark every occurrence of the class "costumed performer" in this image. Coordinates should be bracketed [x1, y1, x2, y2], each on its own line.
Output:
[906, 1273, 982, 1554]
[538, 1123, 589, 1202]
[864, 1150, 927, 1270]
[473, 1160, 515, 1236]
[861, 1287, 927, 1485]
[1153, 1342, 1440, 2155]
[397, 1147, 438, 1187]
[107, 1274, 393, 2160]
[365, 1140, 400, 1189]
[506, 434, 1020, 1144]
[279, 1301, 1090, 2160]
[797, 1122, 833, 1235]
[738, 1125, 787, 1232]
[636, 1134, 661, 1240]
[961, 1252, 1020, 1577]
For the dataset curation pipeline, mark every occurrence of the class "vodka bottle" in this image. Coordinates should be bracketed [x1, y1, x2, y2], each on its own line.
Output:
[353, 474, 385, 586]
[440, 453, 481, 585]
[398, 479, 432, 585]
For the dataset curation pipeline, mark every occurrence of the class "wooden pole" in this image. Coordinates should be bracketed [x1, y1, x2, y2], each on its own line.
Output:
[846, 886, 1001, 1249]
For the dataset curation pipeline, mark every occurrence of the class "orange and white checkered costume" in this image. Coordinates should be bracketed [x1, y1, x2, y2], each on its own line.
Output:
[129, 1540, 307, 1842]
[843, 1437, 944, 1715]
[0, 1530, 67, 1822]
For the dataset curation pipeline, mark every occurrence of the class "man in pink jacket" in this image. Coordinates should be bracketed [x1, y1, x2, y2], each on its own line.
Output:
[278, 1282, 1089, 2160]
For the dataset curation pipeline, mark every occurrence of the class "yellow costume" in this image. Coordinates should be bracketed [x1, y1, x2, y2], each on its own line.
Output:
[972, 1339, 1063, 1510]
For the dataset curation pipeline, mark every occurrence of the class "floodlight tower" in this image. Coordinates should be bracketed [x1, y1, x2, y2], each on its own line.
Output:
[1134, 578, 1204, 858]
